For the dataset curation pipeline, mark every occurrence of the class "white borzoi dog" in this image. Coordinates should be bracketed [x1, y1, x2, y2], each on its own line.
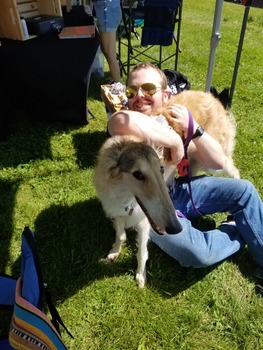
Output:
[93, 135, 182, 288]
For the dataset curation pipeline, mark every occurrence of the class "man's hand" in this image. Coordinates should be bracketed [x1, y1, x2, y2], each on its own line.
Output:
[169, 142, 185, 166]
[166, 104, 198, 138]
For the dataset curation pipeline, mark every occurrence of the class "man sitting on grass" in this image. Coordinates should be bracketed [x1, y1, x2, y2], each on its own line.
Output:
[108, 62, 263, 293]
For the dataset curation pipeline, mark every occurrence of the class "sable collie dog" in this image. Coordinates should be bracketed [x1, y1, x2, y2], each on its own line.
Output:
[155, 90, 240, 178]
[93, 135, 182, 288]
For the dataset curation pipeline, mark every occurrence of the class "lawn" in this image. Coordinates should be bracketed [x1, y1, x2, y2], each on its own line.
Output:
[0, 1, 263, 349]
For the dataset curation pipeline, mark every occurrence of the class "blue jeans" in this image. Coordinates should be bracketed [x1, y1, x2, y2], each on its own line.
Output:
[93, 0, 122, 32]
[150, 176, 263, 269]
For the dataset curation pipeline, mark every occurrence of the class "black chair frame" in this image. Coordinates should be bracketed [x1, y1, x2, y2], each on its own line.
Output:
[117, 0, 183, 76]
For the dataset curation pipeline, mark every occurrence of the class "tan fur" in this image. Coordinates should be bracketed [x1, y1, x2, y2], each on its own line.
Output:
[93, 135, 182, 288]
[155, 90, 240, 178]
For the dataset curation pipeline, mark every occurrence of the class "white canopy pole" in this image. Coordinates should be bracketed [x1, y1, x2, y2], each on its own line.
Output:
[205, 0, 224, 92]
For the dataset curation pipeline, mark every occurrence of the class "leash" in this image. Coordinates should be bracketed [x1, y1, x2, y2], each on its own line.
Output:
[177, 110, 203, 216]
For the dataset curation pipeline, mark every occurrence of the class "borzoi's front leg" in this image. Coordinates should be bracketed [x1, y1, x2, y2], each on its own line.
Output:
[107, 217, 126, 262]
[135, 218, 150, 288]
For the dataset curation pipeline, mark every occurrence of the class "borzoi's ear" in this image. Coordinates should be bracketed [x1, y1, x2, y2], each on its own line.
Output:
[108, 164, 122, 179]
[163, 147, 171, 162]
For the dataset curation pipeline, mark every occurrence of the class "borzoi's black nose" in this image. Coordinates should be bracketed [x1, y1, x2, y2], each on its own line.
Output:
[165, 217, 183, 234]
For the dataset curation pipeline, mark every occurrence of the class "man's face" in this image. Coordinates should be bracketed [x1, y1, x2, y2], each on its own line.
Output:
[127, 68, 169, 115]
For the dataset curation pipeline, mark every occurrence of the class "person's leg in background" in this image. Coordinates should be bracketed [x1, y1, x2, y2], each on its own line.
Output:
[100, 31, 121, 82]
[93, 0, 122, 83]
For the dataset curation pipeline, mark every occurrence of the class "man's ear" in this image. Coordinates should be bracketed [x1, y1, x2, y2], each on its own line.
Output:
[163, 88, 171, 103]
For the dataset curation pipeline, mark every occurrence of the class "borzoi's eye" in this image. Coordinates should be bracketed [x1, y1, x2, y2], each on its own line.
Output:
[160, 166, 164, 175]
[133, 171, 145, 180]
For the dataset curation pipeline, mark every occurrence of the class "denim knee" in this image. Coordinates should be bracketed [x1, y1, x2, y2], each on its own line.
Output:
[150, 222, 244, 269]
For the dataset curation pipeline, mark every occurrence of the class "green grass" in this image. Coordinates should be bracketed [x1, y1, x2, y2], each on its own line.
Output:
[1, 1, 263, 349]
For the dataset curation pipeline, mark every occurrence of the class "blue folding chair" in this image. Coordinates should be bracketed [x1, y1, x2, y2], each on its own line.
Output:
[118, 0, 183, 75]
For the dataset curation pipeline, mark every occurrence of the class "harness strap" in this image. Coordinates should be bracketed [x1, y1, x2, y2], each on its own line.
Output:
[177, 110, 203, 216]
[183, 110, 194, 148]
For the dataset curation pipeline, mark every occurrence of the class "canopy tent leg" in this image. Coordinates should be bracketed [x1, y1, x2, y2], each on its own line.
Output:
[228, 5, 250, 107]
[205, 0, 224, 92]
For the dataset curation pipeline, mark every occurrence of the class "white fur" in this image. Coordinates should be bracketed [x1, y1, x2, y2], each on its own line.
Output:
[93, 135, 182, 287]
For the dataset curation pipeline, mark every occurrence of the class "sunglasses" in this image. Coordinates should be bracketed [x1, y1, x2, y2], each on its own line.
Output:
[125, 83, 162, 99]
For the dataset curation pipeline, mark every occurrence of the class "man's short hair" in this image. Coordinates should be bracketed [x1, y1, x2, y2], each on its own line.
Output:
[127, 62, 168, 90]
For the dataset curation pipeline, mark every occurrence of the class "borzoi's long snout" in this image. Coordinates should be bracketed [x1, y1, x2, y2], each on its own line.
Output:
[165, 212, 183, 234]
[135, 195, 182, 235]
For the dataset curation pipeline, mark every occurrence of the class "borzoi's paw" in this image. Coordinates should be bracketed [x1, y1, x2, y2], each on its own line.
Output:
[107, 252, 119, 262]
[136, 272, 146, 288]
[107, 246, 121, 262]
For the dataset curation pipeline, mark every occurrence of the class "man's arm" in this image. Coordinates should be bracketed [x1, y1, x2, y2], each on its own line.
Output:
[189, 131, 229, 170]
[108, 110, 185, 164]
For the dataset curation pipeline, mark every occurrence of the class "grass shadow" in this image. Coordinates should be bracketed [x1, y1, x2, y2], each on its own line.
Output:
[0, 117, 84, 167]
[31, 198, 136, 302]
[146, 243, 219, 297]
[0, 179, 20, 271]
[72, 130, 108, 169]
[231, 248, 257, 281]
